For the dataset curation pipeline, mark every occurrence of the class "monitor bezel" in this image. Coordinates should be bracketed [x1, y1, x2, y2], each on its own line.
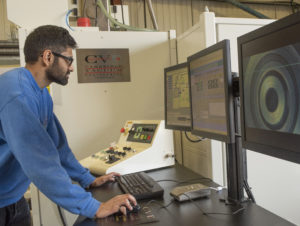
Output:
[238, 12, 300, 164]
[164, 62, 192, 131]
[187, 40, 235, 143]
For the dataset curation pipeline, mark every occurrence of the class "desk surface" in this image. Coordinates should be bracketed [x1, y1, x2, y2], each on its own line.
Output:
[74, 164, 294, 226]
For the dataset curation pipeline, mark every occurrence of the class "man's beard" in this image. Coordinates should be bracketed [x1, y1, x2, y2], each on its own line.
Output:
[46, 61, 70, 86]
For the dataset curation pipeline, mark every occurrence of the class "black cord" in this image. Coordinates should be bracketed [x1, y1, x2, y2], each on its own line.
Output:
[57, 205, 66, 226]
[204, 207, 246, 215]
[142, 199, 182, 224]
[142, 199, 175, 209]
[95, 0, 98, 26]
[143, 0, 147, 28]
[183, 193, 246, 216]
[120, 0, 125, 24]
[155, 177, 212, 184]
[184, 131, 204, 143]
[243, 180, 256, 203]
[290, 0, 295, 13]
[191, 0, 194, 26]
[83, 0, 87, 16]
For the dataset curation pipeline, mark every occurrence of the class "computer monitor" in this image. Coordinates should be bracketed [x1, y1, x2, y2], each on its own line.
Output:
[238, 12, 300, 164]
[164, 62, 191, 131]
[188, 40, 235, 143]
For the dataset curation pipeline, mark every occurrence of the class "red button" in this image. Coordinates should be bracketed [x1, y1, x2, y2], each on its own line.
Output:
[120, 128, 125, 133]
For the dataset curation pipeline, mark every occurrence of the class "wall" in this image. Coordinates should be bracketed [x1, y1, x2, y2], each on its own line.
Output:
[124, 0, 292, 35]
[0, 0, 293, 41]
[0, 0, 17, 40]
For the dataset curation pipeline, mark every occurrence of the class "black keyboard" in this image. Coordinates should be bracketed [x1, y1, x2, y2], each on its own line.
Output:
[115, 172, 164, 200]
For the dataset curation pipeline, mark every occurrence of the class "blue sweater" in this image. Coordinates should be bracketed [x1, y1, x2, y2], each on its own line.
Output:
[0, 68, 100, 218]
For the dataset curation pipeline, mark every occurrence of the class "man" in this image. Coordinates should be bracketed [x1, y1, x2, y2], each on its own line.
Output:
[0, 25, 136, 226]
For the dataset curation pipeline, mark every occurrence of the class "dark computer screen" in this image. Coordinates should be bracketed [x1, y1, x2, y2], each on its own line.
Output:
[164, 62, 191, 131]
[238, 12, 300, 164]
[188, 40, 235, 143]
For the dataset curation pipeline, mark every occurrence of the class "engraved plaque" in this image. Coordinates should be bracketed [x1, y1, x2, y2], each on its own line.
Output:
[76, 48, 130, 83]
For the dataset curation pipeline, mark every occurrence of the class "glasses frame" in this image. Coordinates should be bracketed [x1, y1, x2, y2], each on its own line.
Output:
[52, 52, 74, 66]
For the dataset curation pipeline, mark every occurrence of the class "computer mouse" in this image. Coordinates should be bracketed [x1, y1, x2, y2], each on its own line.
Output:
[116, 204, 141, 215]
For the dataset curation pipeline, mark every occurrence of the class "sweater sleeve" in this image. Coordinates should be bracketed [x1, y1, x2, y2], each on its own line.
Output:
[47, 113, 96, 188]
[0, 96, 100, 218]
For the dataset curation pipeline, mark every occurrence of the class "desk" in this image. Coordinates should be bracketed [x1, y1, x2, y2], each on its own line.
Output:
[74, 164, 294, 226]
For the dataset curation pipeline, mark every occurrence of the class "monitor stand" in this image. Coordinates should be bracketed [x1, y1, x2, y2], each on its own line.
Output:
[225, 73, 255, 204]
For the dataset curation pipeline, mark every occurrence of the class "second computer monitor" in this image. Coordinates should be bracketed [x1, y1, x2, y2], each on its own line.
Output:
[188, 40, 235, 143]
[164, 62, 191, 131]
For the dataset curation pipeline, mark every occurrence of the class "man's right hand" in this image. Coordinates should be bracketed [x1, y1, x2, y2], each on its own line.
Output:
[94, 194, 137, 218]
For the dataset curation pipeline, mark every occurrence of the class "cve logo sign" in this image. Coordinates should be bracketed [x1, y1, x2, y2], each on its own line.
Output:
[85, 55, 121, 63]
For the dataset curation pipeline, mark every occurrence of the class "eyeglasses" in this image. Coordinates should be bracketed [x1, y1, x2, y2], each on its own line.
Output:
[52, 52, 74, 66]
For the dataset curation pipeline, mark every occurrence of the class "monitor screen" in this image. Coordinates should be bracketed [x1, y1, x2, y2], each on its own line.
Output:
[164, 63, 191, 131]
[188, 40, 235, 143]
[238, 12, 300, 164]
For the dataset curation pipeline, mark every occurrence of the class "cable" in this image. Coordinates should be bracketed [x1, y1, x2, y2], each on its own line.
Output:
[57, 205, 66, 226]
[204, 206, 246, 215]
[155, 177, 212, 184]
[183, 193, 246, 216]
[143, 0, 147, 28]
[97, 0, 157, 31]
[184, 131, 204, 143]
[83, 0, 87, 16]
[243, 180, 256, 203]
[182, 194, 207, 214]
[120, 0, 125, 24]
[142, 199, 175, 209]
[95, 0, 98, 26]
[66, 9, 75, 31]
[141, 199, 181, 224]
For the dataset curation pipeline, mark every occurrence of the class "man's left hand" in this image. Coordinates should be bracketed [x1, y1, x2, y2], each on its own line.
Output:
[90, 172, 120, 188]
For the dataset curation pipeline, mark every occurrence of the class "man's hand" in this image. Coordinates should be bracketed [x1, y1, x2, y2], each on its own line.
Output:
[90, 172, 120, 188]
[95, 194, 137, 218]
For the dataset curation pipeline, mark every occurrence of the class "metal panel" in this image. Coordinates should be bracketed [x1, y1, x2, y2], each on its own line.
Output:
[76, 48, 131, 83]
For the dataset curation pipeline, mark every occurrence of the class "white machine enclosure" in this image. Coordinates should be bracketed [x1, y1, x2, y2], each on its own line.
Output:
[80, 120, 175, 175]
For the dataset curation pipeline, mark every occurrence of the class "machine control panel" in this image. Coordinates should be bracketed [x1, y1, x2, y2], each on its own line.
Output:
[80, 120, 174, 175]
[127, 123, 157, 143]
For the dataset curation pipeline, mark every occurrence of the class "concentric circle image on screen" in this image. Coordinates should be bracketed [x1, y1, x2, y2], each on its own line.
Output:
[243, 43, 300, 134]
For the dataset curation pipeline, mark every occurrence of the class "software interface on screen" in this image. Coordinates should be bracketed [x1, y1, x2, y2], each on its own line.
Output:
[190, 49, 227, 136]
[243, 42, 300, 136]
[166, 66, 191, 128]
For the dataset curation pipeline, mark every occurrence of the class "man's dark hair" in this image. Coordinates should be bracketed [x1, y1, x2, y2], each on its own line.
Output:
[24, 25, 77, 63]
